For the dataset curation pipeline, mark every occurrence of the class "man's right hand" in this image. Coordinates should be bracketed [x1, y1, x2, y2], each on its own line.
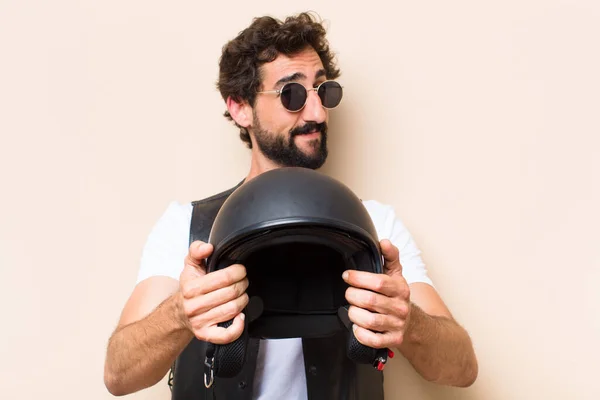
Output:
[178, 240, 249, 344]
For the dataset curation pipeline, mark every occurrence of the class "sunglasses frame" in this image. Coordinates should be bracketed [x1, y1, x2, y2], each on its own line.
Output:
[256, 80, 344, 112]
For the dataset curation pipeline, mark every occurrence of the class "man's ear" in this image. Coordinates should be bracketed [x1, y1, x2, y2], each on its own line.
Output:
[227, 96, 252, 128]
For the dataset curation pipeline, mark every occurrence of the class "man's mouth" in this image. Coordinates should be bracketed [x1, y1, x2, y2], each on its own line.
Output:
[295, 129, 320, 137]
[291, 122, 326, 139]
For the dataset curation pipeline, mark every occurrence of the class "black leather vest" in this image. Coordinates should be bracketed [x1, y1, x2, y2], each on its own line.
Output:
[169, 183, 385, 400]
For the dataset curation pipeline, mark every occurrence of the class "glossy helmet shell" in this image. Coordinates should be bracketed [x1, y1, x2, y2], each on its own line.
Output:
[207, 167, 383, 339]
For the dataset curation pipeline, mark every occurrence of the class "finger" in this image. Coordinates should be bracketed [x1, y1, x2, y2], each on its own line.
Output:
[183, 278, 249, 318]
[180, 242, 213, 282]
[197, 313, 246, 345]
[345, 287, 410, 317]
[180, 263, 205, 284]
[352, 324, 404, 349]
[182, 264, 247, 298]
[342, 270, 398, 297]
[380, 239, 403, 276]
[186, 241, 214, 267]
[347, 305, 405, 333]
[189, 292, 249, 330]
[199, 264, 247, 294]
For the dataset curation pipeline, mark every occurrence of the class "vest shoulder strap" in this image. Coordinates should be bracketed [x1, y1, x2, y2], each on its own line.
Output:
[189, 180, 244, 245]
[171, 180, 260, 400]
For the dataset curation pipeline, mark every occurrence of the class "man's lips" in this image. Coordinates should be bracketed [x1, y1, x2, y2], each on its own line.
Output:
[295, 130, 321, 139]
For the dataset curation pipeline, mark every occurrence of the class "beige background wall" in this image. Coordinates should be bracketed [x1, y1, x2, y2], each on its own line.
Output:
[1, 0, 598, 399]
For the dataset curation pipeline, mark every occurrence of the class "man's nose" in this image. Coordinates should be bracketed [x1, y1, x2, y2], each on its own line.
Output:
[301, 89, 327, 123]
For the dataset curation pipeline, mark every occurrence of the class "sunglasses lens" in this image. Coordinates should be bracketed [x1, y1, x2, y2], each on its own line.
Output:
[318, 81, 343, 108]
[280, 83, 308, 111]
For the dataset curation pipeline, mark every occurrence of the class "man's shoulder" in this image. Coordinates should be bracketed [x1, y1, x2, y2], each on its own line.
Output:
[362, 199, 396, 237]
[148, 201, 194, 237]
[155, 181, 244, 227]
[360, 199, 409, 241]
[190, 189, 234, 206]
[361, 199, 396, 221]
[191, 180, 245, 206]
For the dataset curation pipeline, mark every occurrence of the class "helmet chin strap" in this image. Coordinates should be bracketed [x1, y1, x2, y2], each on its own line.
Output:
[204, 297, 264, 389]
[337, 305, 394, 371]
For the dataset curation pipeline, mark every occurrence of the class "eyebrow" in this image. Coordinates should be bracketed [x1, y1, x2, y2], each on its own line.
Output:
[273, 69, 327, 88]
[315, 69, 326, 79]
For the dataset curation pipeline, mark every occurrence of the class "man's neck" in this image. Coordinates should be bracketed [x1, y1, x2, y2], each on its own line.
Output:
[245, 150, 282, 182]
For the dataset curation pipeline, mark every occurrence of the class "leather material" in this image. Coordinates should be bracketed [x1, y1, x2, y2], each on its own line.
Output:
[171, 182, 259, 400]
[169, 180, 385, 400]
[303, 332, 386, 400]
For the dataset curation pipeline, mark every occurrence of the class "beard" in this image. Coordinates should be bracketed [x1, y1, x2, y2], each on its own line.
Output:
[251, 113, 328, 170]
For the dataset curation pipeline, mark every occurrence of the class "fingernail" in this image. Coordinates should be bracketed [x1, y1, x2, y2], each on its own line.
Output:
[199, 243, 210, 252]
[342, 271, 349, 280]
[352, 324, 357, 332]
[240, 313, 245, 321]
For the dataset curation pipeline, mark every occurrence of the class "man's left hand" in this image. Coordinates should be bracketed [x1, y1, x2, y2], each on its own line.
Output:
[342, 239, 411, 349]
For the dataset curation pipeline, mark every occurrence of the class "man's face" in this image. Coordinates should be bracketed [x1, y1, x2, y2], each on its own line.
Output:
[249, 47, 329, 169]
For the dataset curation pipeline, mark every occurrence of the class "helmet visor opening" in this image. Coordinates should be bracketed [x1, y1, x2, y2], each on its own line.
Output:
[245, 241, 348, 316]
[210, 226, 381, 339]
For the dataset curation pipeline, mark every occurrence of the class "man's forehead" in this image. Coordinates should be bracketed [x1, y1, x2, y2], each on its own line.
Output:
[262, 48, 325, 85]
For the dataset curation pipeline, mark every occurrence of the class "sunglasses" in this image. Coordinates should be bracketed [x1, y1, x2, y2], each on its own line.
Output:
[257, 80, 343, 112]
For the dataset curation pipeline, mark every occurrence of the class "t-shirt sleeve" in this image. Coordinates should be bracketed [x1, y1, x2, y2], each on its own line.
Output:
[364, 200, 434, 287]
[136, 201, 193, 285]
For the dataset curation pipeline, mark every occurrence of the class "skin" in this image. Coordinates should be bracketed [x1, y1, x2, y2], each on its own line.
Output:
[103, 46, 478, 396]
[227, 47, 330, 175]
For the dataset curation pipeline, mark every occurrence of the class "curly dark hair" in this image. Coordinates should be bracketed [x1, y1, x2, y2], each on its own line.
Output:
[216, 12, 341, 148]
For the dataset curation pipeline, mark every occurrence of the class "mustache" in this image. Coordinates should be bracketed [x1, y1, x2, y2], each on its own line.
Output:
[290, 122, 327, 137]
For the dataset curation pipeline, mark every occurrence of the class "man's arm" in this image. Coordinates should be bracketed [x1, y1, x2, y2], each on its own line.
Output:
[104, 277, 193, 396]
[400, 282, 478, 387]
[343, 239, 478, 388]
[104, 241, 249, 396]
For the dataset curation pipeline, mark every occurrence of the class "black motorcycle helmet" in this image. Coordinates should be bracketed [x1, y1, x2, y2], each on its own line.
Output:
[206, 167, 384, 340]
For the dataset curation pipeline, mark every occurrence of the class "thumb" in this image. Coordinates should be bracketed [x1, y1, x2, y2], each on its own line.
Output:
[189, 240, 214, 262]
[380, 239, 403, 277]
[184, 240, 214, 276]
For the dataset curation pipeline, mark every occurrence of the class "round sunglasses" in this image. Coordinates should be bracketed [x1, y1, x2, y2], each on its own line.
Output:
[257, 80, 343, 112]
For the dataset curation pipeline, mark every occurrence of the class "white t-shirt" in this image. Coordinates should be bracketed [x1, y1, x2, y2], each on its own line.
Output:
[136, 199, 433, 399]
